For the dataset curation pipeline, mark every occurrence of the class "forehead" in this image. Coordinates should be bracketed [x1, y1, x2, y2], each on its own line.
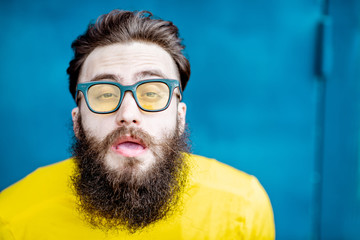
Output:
[78, 41, 179, 84]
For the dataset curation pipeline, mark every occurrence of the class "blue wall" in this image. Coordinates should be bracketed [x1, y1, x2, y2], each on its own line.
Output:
[0, 0, 359, 239]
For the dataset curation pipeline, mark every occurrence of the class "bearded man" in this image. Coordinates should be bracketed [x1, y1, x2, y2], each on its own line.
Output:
[0, 10, 275, 239]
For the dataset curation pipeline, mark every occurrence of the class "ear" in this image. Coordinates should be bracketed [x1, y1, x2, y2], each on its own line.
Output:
[177, 102, 187, 134]
[71, 107, 80, 138]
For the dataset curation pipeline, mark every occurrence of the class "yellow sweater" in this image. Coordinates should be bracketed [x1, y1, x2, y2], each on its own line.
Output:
[0, 154, 275, 239]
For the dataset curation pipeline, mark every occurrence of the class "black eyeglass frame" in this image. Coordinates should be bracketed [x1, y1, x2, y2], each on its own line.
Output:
[75, 79, 182, 114]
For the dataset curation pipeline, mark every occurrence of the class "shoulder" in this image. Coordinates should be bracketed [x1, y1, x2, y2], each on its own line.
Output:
[185, 154, 275, 239]
[188, 154, 261, 196]
[0, 159, 75, 221]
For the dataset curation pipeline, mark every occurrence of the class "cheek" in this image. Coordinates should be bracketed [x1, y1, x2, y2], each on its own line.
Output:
[80, 109, 115, 141]
[149, 104, 178, 134]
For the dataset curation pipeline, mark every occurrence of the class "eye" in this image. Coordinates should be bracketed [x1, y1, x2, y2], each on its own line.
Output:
[142, 92, 159, 98]
[98, 92, 115, 99]
[136, 82, 169, 107]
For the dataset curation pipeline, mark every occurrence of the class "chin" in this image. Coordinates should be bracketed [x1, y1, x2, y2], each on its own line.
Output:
[104, 151, 156, 173]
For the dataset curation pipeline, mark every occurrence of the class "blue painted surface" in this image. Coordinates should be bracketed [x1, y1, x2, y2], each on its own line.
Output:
[0, 0, 359, 239]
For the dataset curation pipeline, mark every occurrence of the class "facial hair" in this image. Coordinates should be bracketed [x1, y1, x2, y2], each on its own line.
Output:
[70, 115, 191, 233]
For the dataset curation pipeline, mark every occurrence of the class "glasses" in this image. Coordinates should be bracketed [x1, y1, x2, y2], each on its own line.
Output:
[75, 79, 182, 114]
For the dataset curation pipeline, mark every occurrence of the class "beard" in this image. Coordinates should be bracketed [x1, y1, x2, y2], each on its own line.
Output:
[70, 115, 191, 233]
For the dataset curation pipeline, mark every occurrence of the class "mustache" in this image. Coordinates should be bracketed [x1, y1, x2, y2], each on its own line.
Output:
[102, 126, 155, 150]
[96, 125, 189, 160]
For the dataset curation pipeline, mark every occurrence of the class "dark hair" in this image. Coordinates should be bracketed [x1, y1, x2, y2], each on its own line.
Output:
[67, 10, 191, 99]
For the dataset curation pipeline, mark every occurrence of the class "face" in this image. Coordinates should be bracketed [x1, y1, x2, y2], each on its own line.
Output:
[72, 41, 187, 173]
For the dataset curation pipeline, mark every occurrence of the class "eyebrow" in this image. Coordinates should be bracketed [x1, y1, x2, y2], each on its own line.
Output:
[88, 70, 170, 83]
[135, 70, 169, 79]
[89, 73, 119, 82]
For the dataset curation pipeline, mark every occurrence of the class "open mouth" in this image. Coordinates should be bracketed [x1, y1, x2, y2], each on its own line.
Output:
[111, 136, 147, 157]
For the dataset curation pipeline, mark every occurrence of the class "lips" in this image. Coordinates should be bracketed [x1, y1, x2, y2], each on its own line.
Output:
[112, 136, 147, 157]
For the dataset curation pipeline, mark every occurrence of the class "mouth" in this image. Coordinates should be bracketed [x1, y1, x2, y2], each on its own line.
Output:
[111, 136, 147, 157]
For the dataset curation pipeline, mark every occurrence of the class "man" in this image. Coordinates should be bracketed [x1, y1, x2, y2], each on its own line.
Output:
[0, 10, 275, 239]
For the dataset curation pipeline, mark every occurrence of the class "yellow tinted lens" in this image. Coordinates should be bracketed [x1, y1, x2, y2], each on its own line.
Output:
[87, 84, 121, 112]
[136, 82, 169, 110]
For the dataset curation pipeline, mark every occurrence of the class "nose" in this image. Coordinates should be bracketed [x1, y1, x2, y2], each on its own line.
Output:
[115, 91, 141, 126]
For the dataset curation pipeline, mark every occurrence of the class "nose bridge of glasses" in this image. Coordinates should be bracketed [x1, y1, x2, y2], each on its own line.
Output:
[120, 87, 139, 109]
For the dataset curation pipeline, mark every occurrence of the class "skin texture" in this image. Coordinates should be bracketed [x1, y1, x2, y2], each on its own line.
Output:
[71, 41, 187, 173]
